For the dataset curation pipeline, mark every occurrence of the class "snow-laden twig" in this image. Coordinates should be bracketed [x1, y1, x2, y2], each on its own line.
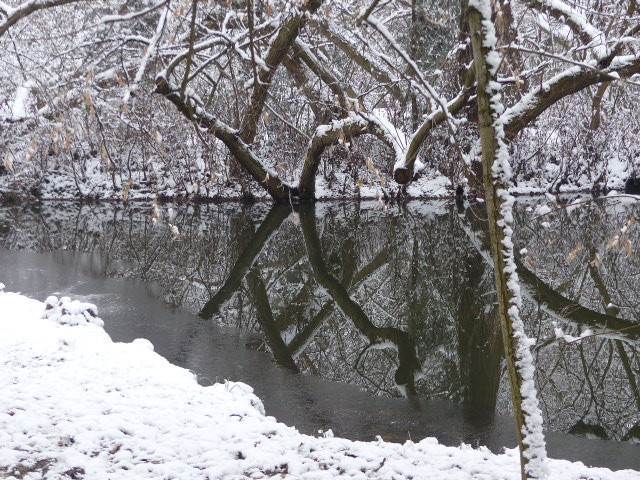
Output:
[504, 45, 640, 87]
[365, 14, 458, 132]
[123, 5, 169, 105]
[97, 0, 169, 25]
[524, 0, 606, 58]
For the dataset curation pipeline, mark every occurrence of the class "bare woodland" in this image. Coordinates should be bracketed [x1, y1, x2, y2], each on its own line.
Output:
[1, 0, 639, 201]
[2, 1, 640, 479]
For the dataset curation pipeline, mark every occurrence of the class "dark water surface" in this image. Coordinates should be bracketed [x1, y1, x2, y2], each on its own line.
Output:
[1, 199, 639, 470]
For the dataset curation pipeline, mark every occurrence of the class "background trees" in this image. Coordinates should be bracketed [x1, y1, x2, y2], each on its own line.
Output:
[1, 0, 638, 201]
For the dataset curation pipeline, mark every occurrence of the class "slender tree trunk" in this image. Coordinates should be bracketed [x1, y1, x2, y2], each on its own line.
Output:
[468, 2, 548, 479]
[589, 82, 610, 130]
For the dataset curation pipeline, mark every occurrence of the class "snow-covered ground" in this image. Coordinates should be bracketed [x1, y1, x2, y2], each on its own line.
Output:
[1, 288, 639, 480]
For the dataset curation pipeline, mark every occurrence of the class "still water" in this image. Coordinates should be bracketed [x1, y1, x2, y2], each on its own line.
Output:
[1, 198, 639, 470]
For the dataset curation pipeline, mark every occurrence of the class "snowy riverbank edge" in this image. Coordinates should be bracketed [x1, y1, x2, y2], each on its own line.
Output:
[1, 290, 638, 480]
[2, 167, 635, 203]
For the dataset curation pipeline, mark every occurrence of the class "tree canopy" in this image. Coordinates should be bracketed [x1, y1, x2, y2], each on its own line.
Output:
[1, 0, 639, 201]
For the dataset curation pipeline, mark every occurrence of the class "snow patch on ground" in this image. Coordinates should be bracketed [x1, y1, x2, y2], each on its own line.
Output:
[1, 290, 639, 479]
[405, 172, 452, 198]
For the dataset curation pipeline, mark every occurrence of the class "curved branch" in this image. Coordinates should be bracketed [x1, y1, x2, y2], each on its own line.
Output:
[503, 57, 640, 140]
[0, 0, 87, 37]
[394, 65, 475, 184]
[155, 76, 295, 201]
[297, 114, 394, 200]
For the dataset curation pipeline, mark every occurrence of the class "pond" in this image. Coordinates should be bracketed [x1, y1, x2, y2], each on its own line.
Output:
[1, 198, 639, 470]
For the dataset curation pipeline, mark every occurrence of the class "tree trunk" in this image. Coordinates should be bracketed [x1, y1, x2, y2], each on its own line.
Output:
[468, 2, 548, 479]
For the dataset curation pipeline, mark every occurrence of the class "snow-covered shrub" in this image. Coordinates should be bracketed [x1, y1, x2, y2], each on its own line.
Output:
[42, 296, 104, 328]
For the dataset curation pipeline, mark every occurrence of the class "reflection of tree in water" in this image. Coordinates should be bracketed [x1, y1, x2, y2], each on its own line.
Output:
[298, 205, 422, 395]
[510, 198, 640, 442]
[0, 199, 638, 440]
[199, 204, 422, 395]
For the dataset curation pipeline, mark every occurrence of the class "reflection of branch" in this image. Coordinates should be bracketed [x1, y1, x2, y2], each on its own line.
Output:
[517, 262, 640, 340]
[287, 248, 390, 357]
[587, 245, 619, 316]
[298, 204, 421, 395]
[458, 204, 640, 341]
[288, 242, 390, 351]
[274, 278, 315, 331]
[353, 344, 397, 396]
[199, 205, 290, 318]
[616, 341, 640, 411]
[246, 266, 299, 371]
[287, 300, 334, 358]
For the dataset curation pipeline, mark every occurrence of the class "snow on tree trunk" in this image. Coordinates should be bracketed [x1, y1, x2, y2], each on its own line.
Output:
[467, 2, 549, 479]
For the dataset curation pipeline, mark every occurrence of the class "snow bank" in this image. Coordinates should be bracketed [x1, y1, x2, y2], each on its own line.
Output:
[1, 290, 638, 479]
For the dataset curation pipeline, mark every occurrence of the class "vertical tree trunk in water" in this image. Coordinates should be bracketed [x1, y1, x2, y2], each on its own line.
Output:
[456, 246, 502, 413]
[468, 3, 548, 479]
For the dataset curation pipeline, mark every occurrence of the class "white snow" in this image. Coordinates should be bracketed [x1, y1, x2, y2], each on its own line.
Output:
[2, 290, 639, 479]
[536, 205, 553, 216]
[10, 85, 31, 119]
[554, 326, 594, 343]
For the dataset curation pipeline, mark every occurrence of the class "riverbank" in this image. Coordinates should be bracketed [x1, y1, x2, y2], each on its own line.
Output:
[2, 163, 638, 203]
[1, 288, 638, 479]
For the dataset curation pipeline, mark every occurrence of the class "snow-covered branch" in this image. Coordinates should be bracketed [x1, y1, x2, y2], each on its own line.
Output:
[394, 65, 475, 184]
[98, 0, 169, 25]
[503, 54, 640, 138]
[239, 0, 324, 144]
[155, 76, 295, 201]
[123, 5, 169, 105]
[298, 112, 396, 199]
[0, 0, 87, 37]
[525, 0, 604, 52]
